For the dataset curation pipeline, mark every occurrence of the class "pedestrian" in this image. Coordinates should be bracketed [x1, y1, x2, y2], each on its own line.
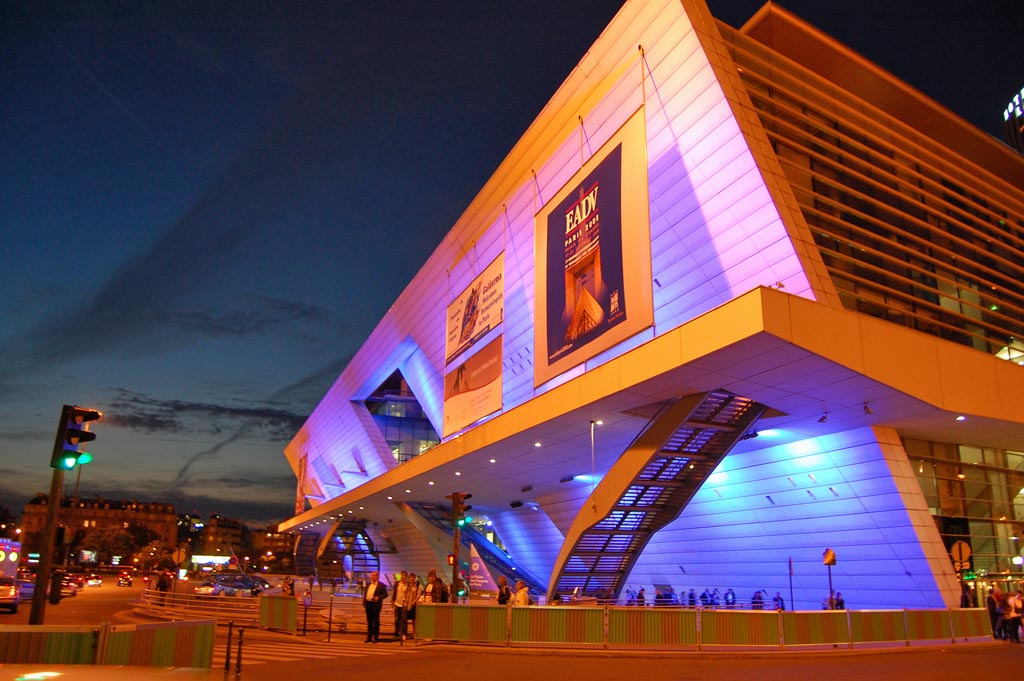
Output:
[363, 570, 387, 643]
[751, 591, 764, 610]
[987, 587, 1004, 639]
[724, 588, 736, 609]
[514, 579, 530, 606]
[392, 571, 408, 638]
[960, 583, 974, 608]
[424, 569, 449, 603]
[687, 589, 697, 607]
[401, 573, 421, 640]
[773, 592, 786, 611]
[420, 573, 435, 605]
[156, 572, 170, 606]
[636, 587, 646, 607]
[834, 592, 845, 609]
[497, 575, 513, 605]
[1004, 591, 1022, 642]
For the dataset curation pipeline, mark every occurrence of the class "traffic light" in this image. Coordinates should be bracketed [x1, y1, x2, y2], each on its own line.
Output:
[455, 576, 467, 598]
[50, 405, 101, 470]
[447, 492, 473, 527]
[447, 553, 455, 566]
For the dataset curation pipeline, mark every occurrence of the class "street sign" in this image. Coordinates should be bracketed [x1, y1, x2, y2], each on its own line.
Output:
[172, 548, 186, 565]
[950, 541, 971, 563]
[954, 560, 969, 571]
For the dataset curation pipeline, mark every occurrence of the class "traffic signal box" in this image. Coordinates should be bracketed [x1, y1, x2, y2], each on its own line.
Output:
[447, 492, 473, 527]
[50, 405, 102, 470]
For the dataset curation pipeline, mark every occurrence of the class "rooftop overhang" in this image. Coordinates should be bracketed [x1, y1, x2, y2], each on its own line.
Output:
[280, 286, 1024, 532]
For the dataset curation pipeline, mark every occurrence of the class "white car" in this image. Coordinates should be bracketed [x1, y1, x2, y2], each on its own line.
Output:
[0, 576, 19, 613]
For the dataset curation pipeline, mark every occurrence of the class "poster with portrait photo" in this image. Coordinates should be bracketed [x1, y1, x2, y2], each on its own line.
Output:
[534, 109, 652, 387]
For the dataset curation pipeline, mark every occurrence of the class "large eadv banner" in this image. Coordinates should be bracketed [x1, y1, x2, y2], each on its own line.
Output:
[534, 110, 652, 386]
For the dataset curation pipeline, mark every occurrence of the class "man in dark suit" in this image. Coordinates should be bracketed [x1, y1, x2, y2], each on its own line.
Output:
[363, 571, 388, 643]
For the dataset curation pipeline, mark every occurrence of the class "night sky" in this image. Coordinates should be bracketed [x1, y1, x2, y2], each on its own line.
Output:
[1, 0, 1019, 527]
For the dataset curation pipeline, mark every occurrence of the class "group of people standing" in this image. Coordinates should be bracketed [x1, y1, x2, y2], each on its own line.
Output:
[362, 569, 453, 643]
[986, 586, 1024, 642]
[496, 574, 531, 606]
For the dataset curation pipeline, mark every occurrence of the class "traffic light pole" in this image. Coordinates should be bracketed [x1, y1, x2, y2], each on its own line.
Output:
[29, 461, 65, 624]
[450, 494, 461, 599]
[31, 404, 100, 625]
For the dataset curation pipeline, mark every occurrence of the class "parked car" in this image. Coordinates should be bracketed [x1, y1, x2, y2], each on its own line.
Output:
[16, 578, 35, 599]
[0, 576, 19, 613]
[59, 574, 79, 597]
[193, 574, 271, 597]
[86, 573, 103, 587]
[116, 571, 133, 587]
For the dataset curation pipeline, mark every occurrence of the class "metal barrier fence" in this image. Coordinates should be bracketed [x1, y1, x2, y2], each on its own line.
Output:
[137, 589, 264, 626]
[413, 604, 993, 650]
[0, 619, 216, 667]
[136, 589, 389, 635]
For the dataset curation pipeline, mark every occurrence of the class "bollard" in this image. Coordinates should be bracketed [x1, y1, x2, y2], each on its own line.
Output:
[302, 590, 312, 636]
[236, 628, 244, 673]
[327, 594, 334, 643]
[224, 621, 233, 671]
[91, 627, 100, 665]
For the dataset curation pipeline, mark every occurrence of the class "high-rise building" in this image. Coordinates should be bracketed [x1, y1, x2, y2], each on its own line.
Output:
[278, 0, 1024, 610]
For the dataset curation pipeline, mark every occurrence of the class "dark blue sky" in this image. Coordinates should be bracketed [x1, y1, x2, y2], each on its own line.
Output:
[1, 0, 1019, 527]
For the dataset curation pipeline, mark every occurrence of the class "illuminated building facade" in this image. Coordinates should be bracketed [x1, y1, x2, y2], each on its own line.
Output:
[280, 0, 1024, 609]
[21, 495, 177, 556]
[1005, 85, 1024, 153]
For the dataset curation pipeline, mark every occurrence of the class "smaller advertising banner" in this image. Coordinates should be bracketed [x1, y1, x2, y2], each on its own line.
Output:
[445, 254, 504, 365]
[442, 335, 503, 437]
[467, 544, 498, 595]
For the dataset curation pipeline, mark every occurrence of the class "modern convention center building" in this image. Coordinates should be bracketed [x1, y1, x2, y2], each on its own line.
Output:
[279, 0, 1024, 610]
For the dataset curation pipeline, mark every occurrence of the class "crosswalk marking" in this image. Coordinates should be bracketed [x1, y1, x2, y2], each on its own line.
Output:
[213, 639, 420, 666]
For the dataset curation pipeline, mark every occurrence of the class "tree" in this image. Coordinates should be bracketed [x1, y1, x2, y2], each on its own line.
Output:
[125, 522, 159, 550]
[137, 540, 177, 572]
[0, 506, 16, 537]
[79, 526, 135, 565]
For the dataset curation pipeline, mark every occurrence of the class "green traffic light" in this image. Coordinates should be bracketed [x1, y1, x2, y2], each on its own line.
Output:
[56, 450, 92, 469]
[457, 517, 466, 527]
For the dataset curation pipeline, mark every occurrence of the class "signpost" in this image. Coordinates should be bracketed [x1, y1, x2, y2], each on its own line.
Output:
[823, 548, 837, 609]
[950, 541, 972, 596]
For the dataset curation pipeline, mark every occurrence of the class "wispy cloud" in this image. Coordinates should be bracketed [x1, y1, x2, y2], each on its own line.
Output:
[105, 388, 308, 441]
[101, 354, 350, 498]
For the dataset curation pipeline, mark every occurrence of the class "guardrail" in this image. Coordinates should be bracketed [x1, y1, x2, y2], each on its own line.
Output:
[135, 589, 391, 635]
[136, 589, 264, 626]
[413, 604, 993, 650]
[0, 619, 216, 667]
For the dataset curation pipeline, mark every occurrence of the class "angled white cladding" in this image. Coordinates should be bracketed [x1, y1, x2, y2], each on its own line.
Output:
[624, 426, 956, 610]
[286, 0, 824, 501]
